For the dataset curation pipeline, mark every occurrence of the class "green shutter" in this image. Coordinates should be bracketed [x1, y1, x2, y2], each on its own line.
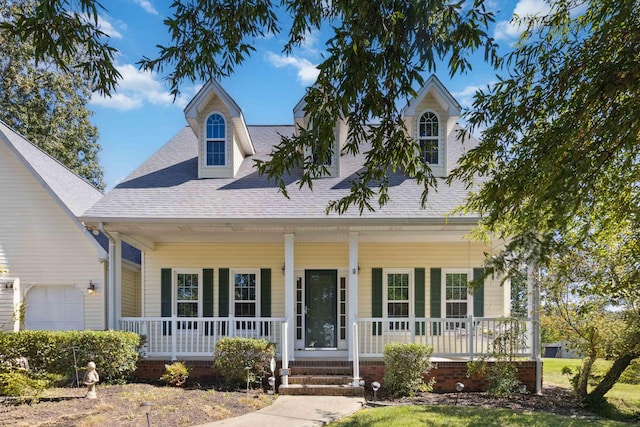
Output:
[203, 269, 214, 317]
[473, 268, 485, 317]
[414, 268, 425, 335]
[261, 268, 271, 317]
[219, 268, 229, 317]
[372, 268, 383, 335]
[161, 268, 172, 335]
[430, 268, 442, 335]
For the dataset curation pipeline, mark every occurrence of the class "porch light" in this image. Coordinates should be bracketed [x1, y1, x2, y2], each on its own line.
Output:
[282, 264, 285, 275]
[87, 281, 96, 294]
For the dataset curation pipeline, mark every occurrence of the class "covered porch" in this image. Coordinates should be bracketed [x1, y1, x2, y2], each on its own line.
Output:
[120, 315, 535, 361]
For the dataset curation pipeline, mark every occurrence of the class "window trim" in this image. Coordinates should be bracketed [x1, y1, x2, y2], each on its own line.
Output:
[441, 268, 473, 319]
[383, 268, 413, 331]
[417, 110, 441, 166]
[229, 269, 261, 318]
[204, 111, 227, 168]
[174, 269, 202, 318]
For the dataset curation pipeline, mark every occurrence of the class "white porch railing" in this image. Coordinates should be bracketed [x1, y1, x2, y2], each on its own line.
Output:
[357, 316, 532, 359]
[120, 316, 285, 360]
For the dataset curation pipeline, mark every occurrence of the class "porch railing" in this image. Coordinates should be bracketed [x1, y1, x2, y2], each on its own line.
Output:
[120, 316, 285, 360]
[356, 316, 532, 359]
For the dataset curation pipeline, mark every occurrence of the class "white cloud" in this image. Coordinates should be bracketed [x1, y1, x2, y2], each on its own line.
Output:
[89, 64, 195, 111]
[494, 0, 551, 41]
[453, 85, 482, 109]
[133, 0, 159, 15]
[266, 52, 319, 85]
[97, 14, 125, 39]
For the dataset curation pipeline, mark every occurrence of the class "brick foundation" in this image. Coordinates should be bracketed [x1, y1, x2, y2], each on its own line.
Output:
[360, 360, 540, 392]
[134, 359, 540, 393]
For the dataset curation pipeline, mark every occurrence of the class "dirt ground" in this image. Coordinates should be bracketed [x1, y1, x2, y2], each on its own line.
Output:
[0, 383, 275, 427]
[0, 384, 595, 427]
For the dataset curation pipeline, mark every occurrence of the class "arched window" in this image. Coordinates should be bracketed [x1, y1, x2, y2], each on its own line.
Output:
[206, 113, 226, 166]
[418, 111, 440, 165]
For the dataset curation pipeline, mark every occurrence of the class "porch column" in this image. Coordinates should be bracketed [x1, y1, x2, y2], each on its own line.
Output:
[106, 233, 122, 330]
[348, 232, 359, 361]
[284, 233, 295, 361]
[528, 264, 542, 394]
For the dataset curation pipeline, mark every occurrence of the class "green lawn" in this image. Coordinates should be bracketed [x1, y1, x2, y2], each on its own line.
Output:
[543, 357, 640, 419]
[330, 405, 630, 427]
[329, 358, 640, 426]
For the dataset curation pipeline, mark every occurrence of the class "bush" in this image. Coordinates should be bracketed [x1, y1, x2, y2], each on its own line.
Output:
[383, 343, 434, 397]
[468, 360, 520, 396]
[160, 362, 190, 387]
[0, 330, 140, 382]
[0, 371, 48, 401]
[214, 338, 275, 387]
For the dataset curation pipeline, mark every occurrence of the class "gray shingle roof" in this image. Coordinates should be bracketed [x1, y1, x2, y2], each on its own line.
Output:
[83, 124, 478, 223]
[0, 120, 103, 217]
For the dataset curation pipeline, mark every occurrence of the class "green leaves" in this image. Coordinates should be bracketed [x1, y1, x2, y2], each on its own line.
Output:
[1, 0, 105, 189]
[0, 0, 120, 96]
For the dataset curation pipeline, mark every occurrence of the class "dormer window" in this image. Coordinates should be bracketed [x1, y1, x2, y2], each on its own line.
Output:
[206, 113, 226, 166]
[418, 111, 440, 165]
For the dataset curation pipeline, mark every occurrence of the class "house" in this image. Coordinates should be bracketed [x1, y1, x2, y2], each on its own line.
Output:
[0, 120, 140, 332]
[81, 76, 539, 391]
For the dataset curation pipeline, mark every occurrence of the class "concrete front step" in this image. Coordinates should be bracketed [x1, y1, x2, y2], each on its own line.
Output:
[288, 366, 352, 376]
[288, 375, 353, 386]
[278, 384, 364, 396]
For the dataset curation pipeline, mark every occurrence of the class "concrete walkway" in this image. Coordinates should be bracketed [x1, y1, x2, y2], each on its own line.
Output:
[194, 395, 365, 427]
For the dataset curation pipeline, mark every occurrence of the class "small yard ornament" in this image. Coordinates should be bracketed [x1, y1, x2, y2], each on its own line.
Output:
[84, 361, 99, 399]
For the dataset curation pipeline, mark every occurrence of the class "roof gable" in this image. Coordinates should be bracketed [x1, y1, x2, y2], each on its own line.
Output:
[184, 80, 255, 156]
[402, 75, 462, 117]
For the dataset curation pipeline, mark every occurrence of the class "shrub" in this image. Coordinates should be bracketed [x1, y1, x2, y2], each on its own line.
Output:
[214, 338, 275, 387]
[0, 330, 140, 382]
[0, 371, 48, 401]
[468, 360, 520, 396]
[161, 362, 191, 387]
[383, 342, 434, 397]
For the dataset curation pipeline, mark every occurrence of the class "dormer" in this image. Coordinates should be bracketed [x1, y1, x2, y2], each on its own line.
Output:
[184, 81, 255, 179]
[293, 93, 346, 178]
[402, 75, 461, 177]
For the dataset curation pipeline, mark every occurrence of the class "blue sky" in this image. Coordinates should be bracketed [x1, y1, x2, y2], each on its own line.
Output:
[88, 0, 552, 190]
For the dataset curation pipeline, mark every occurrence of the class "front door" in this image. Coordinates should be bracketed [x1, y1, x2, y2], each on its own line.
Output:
[305, 270, 337, 349]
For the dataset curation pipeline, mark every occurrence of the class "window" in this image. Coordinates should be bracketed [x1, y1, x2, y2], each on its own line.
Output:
[418, 111, 440, 165]
[206, 113, 226, 166]
[175, 271, 201, 329]
[232, 271, 260, 330]
[384, 269, 412, 330]
[445, 272, 468, 318]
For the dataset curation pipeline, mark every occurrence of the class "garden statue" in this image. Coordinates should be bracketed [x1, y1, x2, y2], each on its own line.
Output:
[84, 361, 99, 399]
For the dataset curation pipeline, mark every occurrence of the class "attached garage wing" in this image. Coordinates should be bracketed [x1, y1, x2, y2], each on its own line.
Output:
[25, 286, 84, 330]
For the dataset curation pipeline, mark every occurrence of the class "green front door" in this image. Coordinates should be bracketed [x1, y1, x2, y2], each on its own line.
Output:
[305, 270, 338, 348]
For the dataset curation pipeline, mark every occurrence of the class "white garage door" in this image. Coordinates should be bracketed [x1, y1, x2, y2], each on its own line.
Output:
[25, 286, 84, 330]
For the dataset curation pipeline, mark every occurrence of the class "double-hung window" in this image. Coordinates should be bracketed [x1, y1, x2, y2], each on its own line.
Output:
[175, 270, 201, 329]
[418, 111, 440, 165]
[384, 269, 412, 331]
[443, 270, 470, 330]
[232, 270, 260, 330]
[206, 113, 226, 166]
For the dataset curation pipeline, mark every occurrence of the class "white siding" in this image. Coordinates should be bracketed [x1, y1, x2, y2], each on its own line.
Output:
[142, 239, 509, 320]
[122, 266, 141, 317]
[0, 142, 105, 329]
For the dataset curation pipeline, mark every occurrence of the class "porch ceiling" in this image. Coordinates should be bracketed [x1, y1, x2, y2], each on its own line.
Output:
[96, 221, 480, 247]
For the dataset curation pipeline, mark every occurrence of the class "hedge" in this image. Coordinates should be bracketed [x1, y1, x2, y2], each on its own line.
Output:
[0, 330, 140, 381]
